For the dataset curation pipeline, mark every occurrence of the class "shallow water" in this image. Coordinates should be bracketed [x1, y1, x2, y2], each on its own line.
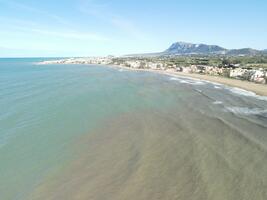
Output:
[1, 59, 267, 200]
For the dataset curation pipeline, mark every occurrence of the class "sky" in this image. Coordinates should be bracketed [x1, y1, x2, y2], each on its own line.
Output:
[0, 0, 267, 57]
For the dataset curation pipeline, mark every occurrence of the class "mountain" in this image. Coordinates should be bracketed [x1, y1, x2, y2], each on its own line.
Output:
[164, 42, 226, 55]
[126, 42, 266, 57]
[163, 42, 263, 56]
[227, 48, 260, 56]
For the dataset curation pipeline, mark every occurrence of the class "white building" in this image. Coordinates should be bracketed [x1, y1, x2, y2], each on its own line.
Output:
[250, 70, 266, 84]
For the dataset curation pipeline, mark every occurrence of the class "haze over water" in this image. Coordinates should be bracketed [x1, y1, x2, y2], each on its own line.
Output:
[1, 59, 267, 200]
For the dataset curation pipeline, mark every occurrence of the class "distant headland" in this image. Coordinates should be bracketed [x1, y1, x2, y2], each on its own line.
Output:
[39, 41, 267, 96]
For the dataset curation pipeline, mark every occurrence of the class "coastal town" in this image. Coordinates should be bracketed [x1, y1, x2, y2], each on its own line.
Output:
[41, 55, 267, 84]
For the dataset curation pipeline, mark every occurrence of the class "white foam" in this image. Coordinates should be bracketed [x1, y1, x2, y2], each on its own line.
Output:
[169, 77, 180, 81]
[229, 87, 256, 96]
[189, 81, 206, 85]
[200, 80, 223, 86]
[214, 86, 222, 89]
[195, 89, 202, 93]
[213, 101, 223, 105]
[211, 82, 223, 86]
[168, 75, 267, 101]
[227, 87, 267, 101]
[180, 80, 191, 84]
[225, 106, 267, 116]
[169, 77, 206, 85]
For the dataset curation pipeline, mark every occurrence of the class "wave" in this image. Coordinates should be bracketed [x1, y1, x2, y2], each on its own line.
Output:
[213, 101, 223, 105]
[227, 87, 267, 101]
[168, 75, 267, 101]
[214, 86, 222, 89]
[169, 77, 206, 85]
[169, 77, 180, 81]
[225, 106, 267, 116]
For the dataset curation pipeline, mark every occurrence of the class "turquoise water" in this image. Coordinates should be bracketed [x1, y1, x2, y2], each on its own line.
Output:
[1, 58, 182, 199]
[0, 59, 157, 199]
[1, 58, 267, 200]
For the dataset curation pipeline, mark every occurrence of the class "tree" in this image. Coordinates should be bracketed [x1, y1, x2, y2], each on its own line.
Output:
[222, 59, 231, 66]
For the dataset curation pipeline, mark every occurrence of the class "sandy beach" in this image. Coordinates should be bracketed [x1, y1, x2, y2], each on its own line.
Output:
[38, 59, 267, 96]
[172, 72, 267, 96]
[108, 65, 267, 96]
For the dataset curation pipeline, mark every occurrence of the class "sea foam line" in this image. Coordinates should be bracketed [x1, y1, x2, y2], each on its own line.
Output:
[226, 87, 267, 101]
[169, 76, 206, 85]
[225, 106, 267, 116]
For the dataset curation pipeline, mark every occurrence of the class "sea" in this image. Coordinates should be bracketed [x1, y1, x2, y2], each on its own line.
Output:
[0, 58, 267, 200]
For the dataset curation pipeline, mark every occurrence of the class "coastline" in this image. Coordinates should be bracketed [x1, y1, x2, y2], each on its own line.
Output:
[107, 64, 267, 97]
[39, 61, 267, 96]
[6, 59, 267, 200]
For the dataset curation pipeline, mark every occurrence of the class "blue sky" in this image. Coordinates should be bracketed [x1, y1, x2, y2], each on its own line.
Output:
[0, 0, 267, 57]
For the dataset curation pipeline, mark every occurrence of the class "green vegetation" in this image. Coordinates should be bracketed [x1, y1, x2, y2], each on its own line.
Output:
[114, 55, 267, 69]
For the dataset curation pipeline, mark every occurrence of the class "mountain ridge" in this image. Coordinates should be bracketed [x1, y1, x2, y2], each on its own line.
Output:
[163, 42, 263, 56]
[164, 42, 227, 55]
[126, 42, 266, 57]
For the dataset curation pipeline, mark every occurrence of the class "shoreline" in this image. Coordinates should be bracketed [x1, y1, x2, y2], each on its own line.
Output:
[39, 61, 267, 96]
[106, 64, 267, 97]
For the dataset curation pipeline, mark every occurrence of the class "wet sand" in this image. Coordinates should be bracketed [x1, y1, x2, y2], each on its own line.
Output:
[29, 106, 267, 200]
[39, 61, 267, 96]
[171, 71, 267, 96]
[109, 65, 267, 96]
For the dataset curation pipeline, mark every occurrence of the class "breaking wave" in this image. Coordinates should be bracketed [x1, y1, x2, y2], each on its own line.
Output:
[213, 101, 223, 105]
[214, 86, 222, 89]
[169, 77, 180, 81]
[225, 106, 267, 116]
[227, 87, 267, 101]
[169, 77, 206, 85]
